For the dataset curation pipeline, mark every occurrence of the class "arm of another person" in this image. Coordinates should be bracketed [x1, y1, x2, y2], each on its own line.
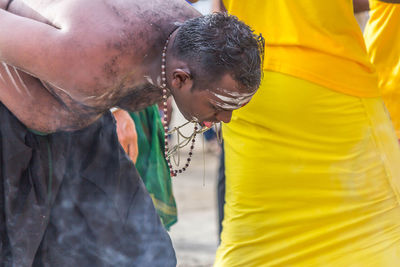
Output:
[212, 0, 226, 12]
[112, 109, 139, 164]
[353, 0, 370, 12]
[354, 0, 400, 12]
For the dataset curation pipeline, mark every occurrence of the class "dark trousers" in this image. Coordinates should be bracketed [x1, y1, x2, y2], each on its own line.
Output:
[0, 103, 176, 267]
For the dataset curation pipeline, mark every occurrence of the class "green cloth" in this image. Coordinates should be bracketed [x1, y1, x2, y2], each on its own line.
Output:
[130, 105, 177, 229]
[28, 129, 49, 136]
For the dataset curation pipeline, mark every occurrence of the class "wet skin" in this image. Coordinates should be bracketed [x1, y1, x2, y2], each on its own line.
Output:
[0, 0, 254, 132]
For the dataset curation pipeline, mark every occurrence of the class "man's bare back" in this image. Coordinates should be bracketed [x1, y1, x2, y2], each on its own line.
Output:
[0, 0, 199, 131]
[1, 0, 262, 134]
[0, 2, 263, 264]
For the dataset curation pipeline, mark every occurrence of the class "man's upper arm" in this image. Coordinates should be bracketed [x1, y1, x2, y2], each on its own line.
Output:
[0, 8, 94, 92]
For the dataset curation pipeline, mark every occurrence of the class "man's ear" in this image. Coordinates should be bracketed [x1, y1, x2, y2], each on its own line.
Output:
[171, 68, 193, 90]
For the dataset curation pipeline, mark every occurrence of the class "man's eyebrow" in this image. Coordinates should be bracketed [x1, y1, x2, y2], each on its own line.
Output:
[210, 99, 241, 111]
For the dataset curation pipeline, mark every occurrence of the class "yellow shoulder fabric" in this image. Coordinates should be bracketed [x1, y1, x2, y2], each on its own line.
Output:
[223, 0, 379, 97]
[364, 0, 400, 137]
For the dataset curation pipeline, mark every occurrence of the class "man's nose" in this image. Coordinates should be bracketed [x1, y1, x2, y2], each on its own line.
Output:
[216, 110, 233, 123]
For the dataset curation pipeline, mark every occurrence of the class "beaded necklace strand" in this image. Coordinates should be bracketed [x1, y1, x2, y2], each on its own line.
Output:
[161, 31, 221, 177]
[160, 32, 198, 177]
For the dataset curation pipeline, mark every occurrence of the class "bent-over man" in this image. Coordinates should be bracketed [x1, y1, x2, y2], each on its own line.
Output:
[0, 0, 263, 265]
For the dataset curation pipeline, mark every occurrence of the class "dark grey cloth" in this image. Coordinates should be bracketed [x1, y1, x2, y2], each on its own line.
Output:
[0, 103, 176, 267]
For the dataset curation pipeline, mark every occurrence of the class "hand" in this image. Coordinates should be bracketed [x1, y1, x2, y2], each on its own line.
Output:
[113, 109, 138, 164]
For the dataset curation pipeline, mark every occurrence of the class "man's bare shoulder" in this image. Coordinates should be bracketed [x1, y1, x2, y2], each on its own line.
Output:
[41, 0, 200, 93]
[6, 0, 200, 106]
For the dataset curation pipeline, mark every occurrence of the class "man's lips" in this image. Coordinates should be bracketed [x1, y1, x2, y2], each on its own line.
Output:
[202, 121, 213, 128]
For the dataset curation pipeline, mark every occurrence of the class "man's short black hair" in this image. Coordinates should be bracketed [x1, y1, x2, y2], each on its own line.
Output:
[172, 12, 264, 92]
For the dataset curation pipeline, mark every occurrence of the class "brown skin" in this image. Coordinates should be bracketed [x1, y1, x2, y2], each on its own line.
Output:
[0, 0, 139, 161]
[353, 0, 370, 13]
[113, 109, 138, 163]
[162, 28, 239, 123]
[353, 0, 400, 13]
[212, 0, 227, 12]
[1, 0, 241, 133]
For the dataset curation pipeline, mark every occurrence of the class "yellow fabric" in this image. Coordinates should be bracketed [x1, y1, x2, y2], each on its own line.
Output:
[364, 1, 400, 138]
[223, 0, 379, 97]
[216, 71, 400, 266]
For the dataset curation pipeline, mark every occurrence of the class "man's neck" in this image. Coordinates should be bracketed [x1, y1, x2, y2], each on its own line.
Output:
[146, 26, 180, 90]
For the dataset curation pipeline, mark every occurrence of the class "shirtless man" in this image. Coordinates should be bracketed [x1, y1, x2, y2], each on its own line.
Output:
[0, 0, 263, 265]
[0, 0, 261, 132]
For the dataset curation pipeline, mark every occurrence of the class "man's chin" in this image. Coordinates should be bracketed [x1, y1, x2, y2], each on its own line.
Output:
[182, 113, 198, 123]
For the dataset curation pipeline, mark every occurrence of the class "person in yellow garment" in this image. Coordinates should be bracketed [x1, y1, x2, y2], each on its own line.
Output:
[364, 0, 400, 140]
[213, 0, 400, 266]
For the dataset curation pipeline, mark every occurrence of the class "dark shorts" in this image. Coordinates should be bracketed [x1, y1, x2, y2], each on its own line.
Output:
[0, 103, 176, 267]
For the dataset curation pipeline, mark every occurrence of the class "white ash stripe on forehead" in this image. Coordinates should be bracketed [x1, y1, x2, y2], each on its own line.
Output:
[209, 99, 240, 110]
[209, 90, 253, 111]
[213, 93, 253, 105]
[209, 97, 252, 110]
[2, 63, 21, 94]
[213, 88, 256, 98]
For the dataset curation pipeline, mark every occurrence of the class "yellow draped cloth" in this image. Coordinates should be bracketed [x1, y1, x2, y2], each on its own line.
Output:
[216, 0, 400, 266]
[364, 0, 400, 138]
[222, 0, 378, 98]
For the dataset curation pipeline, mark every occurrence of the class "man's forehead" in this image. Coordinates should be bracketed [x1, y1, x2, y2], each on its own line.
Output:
[208, 73, 247, 92]
[204, 73, 257, 110]
[207, 88, 255, 111]
[211, 73, 256, 97]
[216, 73, 240, 91]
